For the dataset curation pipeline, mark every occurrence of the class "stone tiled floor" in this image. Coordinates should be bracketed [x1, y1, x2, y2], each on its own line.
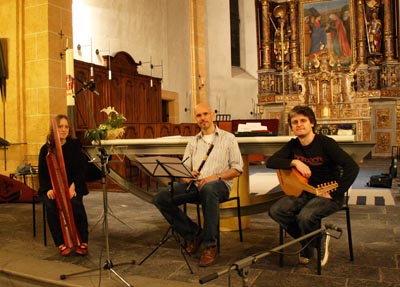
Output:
[0, 158, 399, 287]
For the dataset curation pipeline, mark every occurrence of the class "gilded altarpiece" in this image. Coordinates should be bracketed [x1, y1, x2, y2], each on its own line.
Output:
[256, 0, 400, 156]
[373, 105, 396, 154]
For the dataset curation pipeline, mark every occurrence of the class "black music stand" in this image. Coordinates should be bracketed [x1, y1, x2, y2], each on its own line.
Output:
[135, 156, 195, 273]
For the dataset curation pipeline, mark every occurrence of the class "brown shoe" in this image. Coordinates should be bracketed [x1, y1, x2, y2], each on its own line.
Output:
[185, 233, 203, 254]
[199, 246, 218, 267]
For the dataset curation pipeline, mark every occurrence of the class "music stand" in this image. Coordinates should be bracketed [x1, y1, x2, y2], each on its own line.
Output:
[135, 156, 195, 273]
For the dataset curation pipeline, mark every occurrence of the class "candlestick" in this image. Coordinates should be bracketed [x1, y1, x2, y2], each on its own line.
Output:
[65, 48, 75, 107]
[65, 48, 74, 77]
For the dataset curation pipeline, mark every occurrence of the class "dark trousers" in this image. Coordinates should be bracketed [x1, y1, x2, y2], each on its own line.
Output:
[269, 192, 342, 257]
[42, 193, 89, 247]
[153, 181, 229, 247]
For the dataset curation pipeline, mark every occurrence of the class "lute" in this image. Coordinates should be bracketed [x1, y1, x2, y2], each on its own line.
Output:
[276, 168, 338, 197]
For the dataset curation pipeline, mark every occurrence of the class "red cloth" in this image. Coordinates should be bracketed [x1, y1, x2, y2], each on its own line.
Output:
[0, 174, 38, 203]
[330, 18, 352, 57]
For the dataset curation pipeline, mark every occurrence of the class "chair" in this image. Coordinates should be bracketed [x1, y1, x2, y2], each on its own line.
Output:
[278, 190, 353, 274]
[185, 177, 243, 252]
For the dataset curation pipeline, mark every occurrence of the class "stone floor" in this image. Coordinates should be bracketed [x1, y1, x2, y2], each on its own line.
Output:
[0, 158, 399, 287]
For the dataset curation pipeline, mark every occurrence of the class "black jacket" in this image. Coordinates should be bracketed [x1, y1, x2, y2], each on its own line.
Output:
[38, 138, 88, 196]
[267, 134, 359, 201]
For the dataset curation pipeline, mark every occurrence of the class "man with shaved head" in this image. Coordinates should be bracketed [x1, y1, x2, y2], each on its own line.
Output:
[153, 102, 243, 267]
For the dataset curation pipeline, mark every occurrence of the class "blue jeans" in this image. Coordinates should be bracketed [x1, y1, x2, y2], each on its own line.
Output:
[153, 181, 229, 247]
[269, 192, 342, 257]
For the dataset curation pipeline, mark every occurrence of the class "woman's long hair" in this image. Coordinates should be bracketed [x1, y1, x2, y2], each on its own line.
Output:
[46, 114, 76, 148]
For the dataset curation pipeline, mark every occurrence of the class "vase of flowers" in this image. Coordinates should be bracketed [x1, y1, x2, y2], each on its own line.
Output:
[84, 106, 126, 141]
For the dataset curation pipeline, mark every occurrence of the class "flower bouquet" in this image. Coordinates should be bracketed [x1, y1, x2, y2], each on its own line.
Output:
[84, 106, 126, 141]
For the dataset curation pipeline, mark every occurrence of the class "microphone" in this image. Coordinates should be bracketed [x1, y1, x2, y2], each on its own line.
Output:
[81, 80, 99, 95]
[325, 223, 342, 232]
[86, 80, 100, 96]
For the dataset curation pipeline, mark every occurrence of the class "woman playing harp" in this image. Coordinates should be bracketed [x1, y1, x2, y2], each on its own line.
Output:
[38, 114, 89, 256]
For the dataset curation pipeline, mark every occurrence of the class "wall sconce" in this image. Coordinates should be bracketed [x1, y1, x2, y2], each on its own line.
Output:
[141, 57, 163, 88]
[58, 31, 67, 59]
[151, 60, 163, 88]
[139, 57, 153, 86]
[198, 74, 205, 89]
[76, 40, 94, 77]
[95, 48, 112, 80]
[60, 49, 66, 59]
[76, 44, 83, 56]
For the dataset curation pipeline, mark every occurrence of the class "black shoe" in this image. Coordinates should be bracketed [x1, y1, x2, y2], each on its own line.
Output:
[320, 232, 330, 267]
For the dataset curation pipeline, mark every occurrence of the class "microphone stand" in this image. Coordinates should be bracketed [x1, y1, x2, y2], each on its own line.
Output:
[199, 224, 343, 286]
[59, 77, 135, 287]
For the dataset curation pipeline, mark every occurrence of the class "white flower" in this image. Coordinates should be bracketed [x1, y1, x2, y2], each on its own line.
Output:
[100, 106, 116, 116]
[98, 124, 109, 130]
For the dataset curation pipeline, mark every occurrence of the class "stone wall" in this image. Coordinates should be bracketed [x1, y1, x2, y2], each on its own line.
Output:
[0, 0, 72, 174]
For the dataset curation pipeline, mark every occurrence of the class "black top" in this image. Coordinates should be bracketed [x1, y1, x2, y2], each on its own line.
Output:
[266, 134, 359, 201]
[38, 138, 88, 196]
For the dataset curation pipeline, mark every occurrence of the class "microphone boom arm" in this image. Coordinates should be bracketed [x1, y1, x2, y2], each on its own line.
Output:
[74, 77, 100, 96]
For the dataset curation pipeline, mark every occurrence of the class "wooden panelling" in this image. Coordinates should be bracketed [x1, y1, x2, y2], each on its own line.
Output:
[159, 123, 172, 138]
[125, 124, 140, 139]
[74, 51, 162, 131]
[171, 124, 182, 136]
[217, 121, 232, 132]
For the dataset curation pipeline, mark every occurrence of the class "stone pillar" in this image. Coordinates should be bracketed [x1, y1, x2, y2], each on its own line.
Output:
[0, 0, 73, 172]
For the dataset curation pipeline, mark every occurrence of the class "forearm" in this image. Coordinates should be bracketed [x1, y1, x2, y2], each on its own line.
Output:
[266, 142, 294, 169]
[217, 168, 241, 181]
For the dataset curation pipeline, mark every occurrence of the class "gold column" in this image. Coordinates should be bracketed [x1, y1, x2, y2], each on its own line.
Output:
[382, 0, 395, 61]
[288, 0, 298, 69]
[356, 0, 367, 65]
[260, 0, 272, 69]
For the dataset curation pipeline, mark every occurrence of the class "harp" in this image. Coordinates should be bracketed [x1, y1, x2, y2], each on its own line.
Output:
[46, 118, 81, 248]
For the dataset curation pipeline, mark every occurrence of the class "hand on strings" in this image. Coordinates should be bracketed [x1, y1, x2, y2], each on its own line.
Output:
[69, 183, 77, 199]
[47, 189, 56, 199]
